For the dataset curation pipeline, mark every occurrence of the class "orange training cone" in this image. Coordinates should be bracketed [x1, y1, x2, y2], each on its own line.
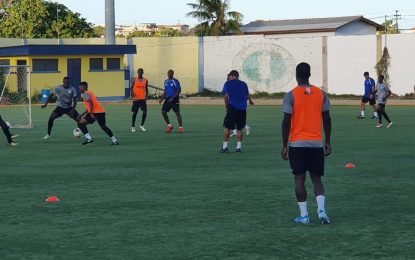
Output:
[45, 196, 60, 202]
[345, 163, 356, 169]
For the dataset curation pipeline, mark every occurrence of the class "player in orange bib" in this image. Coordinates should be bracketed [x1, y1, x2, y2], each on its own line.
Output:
[77, 81, 119, 145]
[131, 68, 148, 132]
[281, 62, 332, 225]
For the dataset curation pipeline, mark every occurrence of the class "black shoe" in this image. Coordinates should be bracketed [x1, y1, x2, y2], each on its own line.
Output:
[357, 115, 365, 119]
[111, 141, 119, 145]
[81, 139, 93, 145]
[371, 116, 378, 119]
[236, 148, 242, 153]
[220, 147, 229, 153]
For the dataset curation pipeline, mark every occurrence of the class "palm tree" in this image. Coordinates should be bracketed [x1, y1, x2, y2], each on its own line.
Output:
[186, 0, 243, 36]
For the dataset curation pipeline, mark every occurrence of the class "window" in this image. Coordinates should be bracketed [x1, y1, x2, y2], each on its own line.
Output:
[90, 58, 103, 71]
[107, 58, 120, 70]
[33, 59, 58, 72]
[0, 59, 10, 66]
[0, 59, 11, 73]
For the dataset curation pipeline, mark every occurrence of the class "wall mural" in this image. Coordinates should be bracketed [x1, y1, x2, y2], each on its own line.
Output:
[232, 43, 296, 93]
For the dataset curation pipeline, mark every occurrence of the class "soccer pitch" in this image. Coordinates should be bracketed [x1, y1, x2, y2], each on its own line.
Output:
[0, 104, 414, 259]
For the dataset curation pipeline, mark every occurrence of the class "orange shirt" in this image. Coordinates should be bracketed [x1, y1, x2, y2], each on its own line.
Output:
[132, 77, 148, 100]
[82, 90, 105, 113]
[289, 86, 324, 143]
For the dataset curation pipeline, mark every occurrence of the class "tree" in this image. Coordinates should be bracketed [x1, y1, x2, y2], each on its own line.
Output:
[380, 19, 399, 34]
[375, 47, 391, 83]
[93, 25, 105, 38]
[0, 0, 97, 38]
[186, 0, 243, 36]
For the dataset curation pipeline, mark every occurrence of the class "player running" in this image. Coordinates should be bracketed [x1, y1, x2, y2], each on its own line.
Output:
[0, 115, 19, 146]
[77, 81, 119, 145]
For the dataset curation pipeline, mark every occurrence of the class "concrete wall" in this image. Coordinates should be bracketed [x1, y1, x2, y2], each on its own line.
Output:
[203, 35, 323, 93]
[131, 37, 199, 94]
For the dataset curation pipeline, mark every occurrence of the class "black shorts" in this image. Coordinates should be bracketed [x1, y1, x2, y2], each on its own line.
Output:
[83, 113, 106, 126]
[162, 98, 180, 113]
[223, 105, 246, 130]
[288, 147, 325, 176]
[52, 106, 79, 120]
[132, 100, 147, 112]
[361, 96, 376, 105]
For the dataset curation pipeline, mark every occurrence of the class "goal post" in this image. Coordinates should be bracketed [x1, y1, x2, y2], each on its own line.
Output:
[0, 65, 32, 128]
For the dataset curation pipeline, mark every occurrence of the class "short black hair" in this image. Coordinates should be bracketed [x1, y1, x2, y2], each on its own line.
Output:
[229, 70, 239, 77]
[363, 72, 369, 76]
[79, 81, 88, 88]
[137, 68, 143, 73]
[296, 62, 311, 80]
[378, 75, 384, 81]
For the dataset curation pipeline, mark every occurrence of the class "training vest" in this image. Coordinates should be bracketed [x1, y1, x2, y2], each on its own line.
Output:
[133, 77, 148, 100]
[83, 90, 105, 113]
[290, 85, 324, 143]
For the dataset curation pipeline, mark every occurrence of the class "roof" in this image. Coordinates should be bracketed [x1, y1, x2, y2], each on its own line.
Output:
[242, 16, 384, 34]
[0, 44, 137, 57]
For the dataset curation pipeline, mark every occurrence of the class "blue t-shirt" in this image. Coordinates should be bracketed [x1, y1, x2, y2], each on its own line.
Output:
[222, 79, 249, 110]
[364, 78, 375, 97]
[164, 78, 181, 98]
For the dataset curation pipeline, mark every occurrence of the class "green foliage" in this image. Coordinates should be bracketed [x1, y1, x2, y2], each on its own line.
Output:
[0, 0, 97, 38]
[93, 25, 105, 38]
[375, 47, 391, 83]
[187, 0, 243, 36]
[380, 19, 400, 34]
[127, 28, 183, 38]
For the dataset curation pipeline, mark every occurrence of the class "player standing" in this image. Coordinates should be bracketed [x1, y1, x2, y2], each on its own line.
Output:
[281, 62, 332, 224]
[159, 69, 184, 133]
[131, 68, 148, 132]
[358, 72, 378, 119]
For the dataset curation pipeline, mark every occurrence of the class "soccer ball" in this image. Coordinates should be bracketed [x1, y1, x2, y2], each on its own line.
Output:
[73, 128, 82, 138]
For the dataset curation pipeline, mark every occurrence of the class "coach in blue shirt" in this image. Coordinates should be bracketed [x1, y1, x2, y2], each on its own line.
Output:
[358, 71, 378, 119]
[220, 70, 253, 153]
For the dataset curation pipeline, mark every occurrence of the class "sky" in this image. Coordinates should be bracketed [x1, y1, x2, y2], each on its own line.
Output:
[55, 0, 415, 30]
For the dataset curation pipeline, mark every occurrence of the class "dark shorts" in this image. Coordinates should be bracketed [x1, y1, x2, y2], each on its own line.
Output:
[223, 105, 246, 130]
[162, 98, 180, 113]
[288, 147, 325, 176]
[361, 96, 376, 105]
[52, 106, 79, 120]
[83, 113, 106, 126]
[132, 100, 147, 112]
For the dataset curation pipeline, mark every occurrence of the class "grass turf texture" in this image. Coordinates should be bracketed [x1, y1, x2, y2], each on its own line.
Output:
[0, 104, 414, 259]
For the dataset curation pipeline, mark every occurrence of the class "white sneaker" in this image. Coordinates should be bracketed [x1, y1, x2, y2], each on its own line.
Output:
[42, 134, 50, 140]
[11, 134, 19, 139]
[387, 122, 393, 128]
[8, 142, 19, 146]
[376, 124, 383, 128]
[140, 126, 147, 132]
[230, 130, 237, 137]
[245, 126, 251, 135]
[131, 127, 136, 133]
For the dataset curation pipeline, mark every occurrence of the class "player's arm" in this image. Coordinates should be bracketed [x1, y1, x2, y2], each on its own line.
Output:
[41, 92, 55, 109]
[87, 99, 95, 118]
[145, 80, 149, 100]
[281, 113, 292, 160]
[159, 89, 166, 104]
[322, 110, 332, 156]
[224, 93, 229, 108]
[248, 96, 254, 106]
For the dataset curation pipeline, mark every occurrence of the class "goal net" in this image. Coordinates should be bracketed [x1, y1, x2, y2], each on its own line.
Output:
[0, 65, 32, 128]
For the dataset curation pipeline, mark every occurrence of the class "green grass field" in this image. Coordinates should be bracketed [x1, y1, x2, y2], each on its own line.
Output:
[1, 104, 414, 259]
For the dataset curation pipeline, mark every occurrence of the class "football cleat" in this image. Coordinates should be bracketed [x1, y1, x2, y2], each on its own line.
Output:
[166, 125, 174, 133]
[111, 141, 120, 145]
[220, 147, 229, 153]
[387, 122, 393, 128]
[179, 127, 185, 133]
[294, 215, 310, 224]
[81, 139, 93, 145]
[357, 115, 365, 119]
[140, 126, 147, 132]
[235, 148, 242, 153]
[11, 134, 19, 139]
[131, 127, 136, 133]
[376, 124, 383, 128]
[42, 134, 50, 140]
[318, 210, 330, 224]
[8, 142, 19, 146]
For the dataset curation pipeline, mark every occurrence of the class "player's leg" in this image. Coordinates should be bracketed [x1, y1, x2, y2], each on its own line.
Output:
[140, 100, 147, 131]
[220, 107, 234, 153]
[370, 99, 378, 119]
[358, 97, 366, 118]
[131, 101, 139, 132]
[0, 115, 16, 145]
[162, 101, 173, 133]
[376, 105, 383, 127]
[309, 148, 330, 224]
[235, 109, 246, 152]
[69, 109, 92, 143]
[289, 147, 309, 223]
[96, 113, 118, 145]
[172, 103, 184, 133]
[381, 104, 392, 126]
[44, 107, 63, 139]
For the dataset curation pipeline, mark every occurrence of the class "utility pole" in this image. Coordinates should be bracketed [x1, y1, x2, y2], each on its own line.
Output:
[393, 10, 401, 32]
